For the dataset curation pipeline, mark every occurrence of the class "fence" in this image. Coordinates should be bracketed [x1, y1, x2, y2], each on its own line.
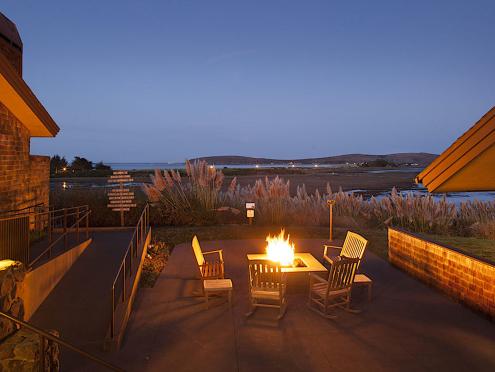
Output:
[0, 205, 91, 268]
[109, 204, 150, 346]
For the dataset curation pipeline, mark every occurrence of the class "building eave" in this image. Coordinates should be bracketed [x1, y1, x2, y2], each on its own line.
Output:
[416, 107, 495, 192]
[0, 53, 59, 137]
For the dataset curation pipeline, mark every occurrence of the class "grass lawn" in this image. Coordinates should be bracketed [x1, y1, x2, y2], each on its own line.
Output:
[419, 233, 495, 263]
[143, 224, 390, 287]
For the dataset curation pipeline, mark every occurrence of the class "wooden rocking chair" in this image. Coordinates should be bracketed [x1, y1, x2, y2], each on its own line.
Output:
[323, 231, 368, 267]
[323, 231, 373, 301]
[192, 235, 224, 280]
[246, 260, 287, 320]
[308, 257, 360, 318]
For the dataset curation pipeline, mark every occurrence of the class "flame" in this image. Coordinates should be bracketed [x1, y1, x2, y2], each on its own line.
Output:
[265, 229, 295, 266]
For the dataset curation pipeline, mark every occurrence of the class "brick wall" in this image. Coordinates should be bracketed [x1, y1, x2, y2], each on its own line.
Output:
[388, 227, 495, 319]
[0, 36, 22, 75]
[0, 102, 49, 214]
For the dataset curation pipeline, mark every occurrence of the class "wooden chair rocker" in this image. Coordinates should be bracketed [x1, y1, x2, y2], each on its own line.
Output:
[323, 231, 368, 266]
[323, 231, 373, 301]
[308, 257, 360, 318]
[246, 260, 287, 320]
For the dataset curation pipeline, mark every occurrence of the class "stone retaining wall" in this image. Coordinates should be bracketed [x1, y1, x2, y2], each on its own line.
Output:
[0, 260, 59, 371]
[0, 260, 25, 340]
[388, 227, 495, 318]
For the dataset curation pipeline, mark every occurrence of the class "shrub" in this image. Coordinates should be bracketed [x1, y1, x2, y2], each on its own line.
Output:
[51, 187, 147, 227]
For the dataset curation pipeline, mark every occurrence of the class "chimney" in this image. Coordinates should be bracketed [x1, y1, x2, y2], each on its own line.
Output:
[0, 12, 23, 76]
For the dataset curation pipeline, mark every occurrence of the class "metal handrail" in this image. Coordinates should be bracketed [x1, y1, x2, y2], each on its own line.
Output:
[0, 205, 91, 267]
[0, 203, 45, 218]
[0, 311, 123, 371]
[0, 205, 89, 222]
[109, 204, 150, 340]
[29, 208, 91, 267]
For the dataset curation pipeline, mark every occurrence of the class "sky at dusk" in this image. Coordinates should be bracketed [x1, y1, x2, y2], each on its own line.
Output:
[3, 1, 495, 163]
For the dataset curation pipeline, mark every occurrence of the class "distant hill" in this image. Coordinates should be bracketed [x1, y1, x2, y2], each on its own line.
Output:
[190, 153, 438, 166]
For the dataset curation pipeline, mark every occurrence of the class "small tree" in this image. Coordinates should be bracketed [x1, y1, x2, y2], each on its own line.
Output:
[71, 156, 93, 172]
[95, 161, 112, 171]
[50, 155, 68, 174]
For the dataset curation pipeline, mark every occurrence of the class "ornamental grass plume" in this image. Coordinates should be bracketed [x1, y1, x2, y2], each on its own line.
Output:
[143, 160, 237, 225]
[143, 160, 495, 238]
[243, 176, 291, 224]
[369, 188, 456, 233]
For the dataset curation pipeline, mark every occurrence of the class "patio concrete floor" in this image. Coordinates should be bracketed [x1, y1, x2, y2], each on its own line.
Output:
[108, 238, 495, 372]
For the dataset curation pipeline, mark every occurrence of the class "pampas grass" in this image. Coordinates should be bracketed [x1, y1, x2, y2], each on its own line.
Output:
[143, 160, 495, 238]
[143, 160, 240, 225]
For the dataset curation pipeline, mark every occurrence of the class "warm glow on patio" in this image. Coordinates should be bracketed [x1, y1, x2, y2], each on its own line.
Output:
[265, 229, 295, 266]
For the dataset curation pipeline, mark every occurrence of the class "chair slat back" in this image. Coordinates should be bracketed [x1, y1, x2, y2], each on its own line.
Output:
[341, 232, 368, 261]
[192, 235, 205, 266]
[326, 257, 360, 294]
[248, 260, 284, 292]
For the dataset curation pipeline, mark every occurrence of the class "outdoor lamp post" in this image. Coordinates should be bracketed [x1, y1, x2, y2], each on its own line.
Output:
[327, 199, 335, 242]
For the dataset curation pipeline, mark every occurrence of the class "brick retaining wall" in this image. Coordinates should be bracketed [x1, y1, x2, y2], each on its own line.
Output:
[388, 227, 495, 319]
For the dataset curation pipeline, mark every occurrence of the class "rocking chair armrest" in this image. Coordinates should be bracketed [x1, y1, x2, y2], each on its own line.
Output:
[323, 255, 337, 266]
[309, 272, 328, 285]
[323, 245, 342, 260]
[203, 249, 224, 261]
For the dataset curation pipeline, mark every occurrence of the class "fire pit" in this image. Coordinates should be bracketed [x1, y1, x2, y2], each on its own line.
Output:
[246, 229, 327, 288]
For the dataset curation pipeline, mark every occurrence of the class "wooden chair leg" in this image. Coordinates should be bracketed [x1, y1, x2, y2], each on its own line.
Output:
[205, 291, 209, 310]
[245, 299, 256, 317]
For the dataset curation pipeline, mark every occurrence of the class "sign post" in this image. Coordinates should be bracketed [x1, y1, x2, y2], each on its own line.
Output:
[107, 171, 137, 226]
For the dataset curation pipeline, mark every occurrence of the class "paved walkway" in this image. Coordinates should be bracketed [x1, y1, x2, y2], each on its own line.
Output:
[29, 230, 133, 370]
[108, 238, 495, 372]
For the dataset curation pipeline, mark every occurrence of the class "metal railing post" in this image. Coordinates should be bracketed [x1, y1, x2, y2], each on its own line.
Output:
[122, 261, 126, 303]
[63, 208, 68, 251]
[76, 207, 80, 242]
[129, 241, 133, 275]
[48, 211, 52, 244]
[86, 210, 89, 239]
[111, 289, 115, 339]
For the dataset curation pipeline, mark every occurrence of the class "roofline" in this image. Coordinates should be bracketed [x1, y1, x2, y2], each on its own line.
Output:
[416, 107, 495, 192]
[0, 53, 59, 137]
